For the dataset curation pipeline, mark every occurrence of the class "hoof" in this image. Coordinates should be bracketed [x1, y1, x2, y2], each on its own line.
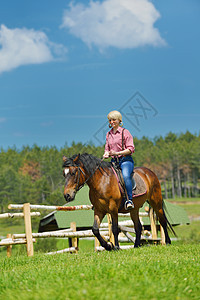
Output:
[166, 239, 171, 245]
[104, 242, 120, 251]
[105, 243, 113, 251]
[109, 243, 120, 251]
[113, 246, 120, 251]
[105, 243, 120, 251]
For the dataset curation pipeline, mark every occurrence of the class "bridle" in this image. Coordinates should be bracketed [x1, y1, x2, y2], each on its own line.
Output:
[73, 166, 87, 193]
[64, 157, 105, 194]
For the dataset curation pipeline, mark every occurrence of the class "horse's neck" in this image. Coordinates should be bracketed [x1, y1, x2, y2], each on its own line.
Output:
[86, 167, 122, 204]
[86, 167, 112, 192]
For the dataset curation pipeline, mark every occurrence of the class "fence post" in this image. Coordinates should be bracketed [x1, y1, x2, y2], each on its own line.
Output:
[107, 214, 115, 246]
[94, 237, 100, 252]
[6, 234, 12, 258]
[70, 222, 78, 253]
[23, 203, 34, 257]
[149, 208, 157, 241]
[160, 225, 166, 245]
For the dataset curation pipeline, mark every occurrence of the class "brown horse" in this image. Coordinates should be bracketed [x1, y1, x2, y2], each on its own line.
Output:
[63, 153, 174, 250]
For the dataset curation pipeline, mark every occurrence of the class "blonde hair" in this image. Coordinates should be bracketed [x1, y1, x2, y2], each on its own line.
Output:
[107, 110, 123, 126]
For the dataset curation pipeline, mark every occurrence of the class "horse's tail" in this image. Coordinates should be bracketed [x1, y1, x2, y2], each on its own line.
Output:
[162, 200, 177, 237]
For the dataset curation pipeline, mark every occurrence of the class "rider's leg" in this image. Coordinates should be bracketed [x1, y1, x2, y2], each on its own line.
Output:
[121, 159, 134, 210]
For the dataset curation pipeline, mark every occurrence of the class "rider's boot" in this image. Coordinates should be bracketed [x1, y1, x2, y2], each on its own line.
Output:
[124, 199, 134, 210]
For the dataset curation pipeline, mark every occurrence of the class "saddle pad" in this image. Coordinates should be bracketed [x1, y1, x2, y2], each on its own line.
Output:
[132, 172, 147, 198]
[111, 166, 147, 198]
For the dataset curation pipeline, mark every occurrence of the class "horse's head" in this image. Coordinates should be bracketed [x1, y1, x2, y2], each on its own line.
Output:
[62, 154, 86, 202]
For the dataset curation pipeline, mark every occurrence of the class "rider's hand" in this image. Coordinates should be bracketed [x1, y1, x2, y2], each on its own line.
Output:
[103, 151, 109, 158]
[103, 151, 110, 159]
[109, 150, 118, 156]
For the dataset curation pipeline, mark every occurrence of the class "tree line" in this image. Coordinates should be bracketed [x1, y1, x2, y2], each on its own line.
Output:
[0, 131, 199, 213]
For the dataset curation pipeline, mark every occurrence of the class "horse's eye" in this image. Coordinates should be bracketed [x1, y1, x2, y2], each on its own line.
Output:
[71, 170, 77, 176]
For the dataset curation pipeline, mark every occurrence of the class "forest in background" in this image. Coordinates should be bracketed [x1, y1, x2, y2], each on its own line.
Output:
[0, 131, 199, 213]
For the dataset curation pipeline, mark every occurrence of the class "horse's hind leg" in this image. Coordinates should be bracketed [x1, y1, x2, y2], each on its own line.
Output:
[130, 209, 142, 248]
[92, 210, 113, 251]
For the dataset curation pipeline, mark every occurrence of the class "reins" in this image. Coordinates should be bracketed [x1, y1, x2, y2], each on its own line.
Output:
[74, 157, 105, 193]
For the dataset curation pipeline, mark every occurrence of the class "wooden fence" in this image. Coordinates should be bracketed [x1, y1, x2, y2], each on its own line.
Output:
[0, 203, 165, 257]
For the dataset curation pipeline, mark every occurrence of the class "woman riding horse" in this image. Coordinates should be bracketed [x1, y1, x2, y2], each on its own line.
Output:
[63, 152, 174, 250]
[103, 110, 135, 210]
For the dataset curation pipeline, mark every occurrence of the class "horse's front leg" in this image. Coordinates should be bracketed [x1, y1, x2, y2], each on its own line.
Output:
[92, 210, 113, 251]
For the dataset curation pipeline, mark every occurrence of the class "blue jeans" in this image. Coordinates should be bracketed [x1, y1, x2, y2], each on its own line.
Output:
[112, 156, 134, 200]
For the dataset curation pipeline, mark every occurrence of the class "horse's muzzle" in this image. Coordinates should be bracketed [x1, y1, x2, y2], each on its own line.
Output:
[64, 193, 75, 203]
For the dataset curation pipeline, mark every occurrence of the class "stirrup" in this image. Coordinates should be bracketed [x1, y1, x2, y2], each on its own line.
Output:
[125, 200, 134, 210]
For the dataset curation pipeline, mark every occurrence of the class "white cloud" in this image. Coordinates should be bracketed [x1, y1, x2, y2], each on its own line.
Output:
[61, 0, 166, 50]
[0, 25, 67, 74]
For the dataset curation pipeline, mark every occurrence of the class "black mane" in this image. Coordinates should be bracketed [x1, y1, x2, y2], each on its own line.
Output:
[63, 153, 111, 175]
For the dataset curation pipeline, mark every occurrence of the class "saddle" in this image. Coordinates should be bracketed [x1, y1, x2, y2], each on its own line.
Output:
[111, 163, 147, 200]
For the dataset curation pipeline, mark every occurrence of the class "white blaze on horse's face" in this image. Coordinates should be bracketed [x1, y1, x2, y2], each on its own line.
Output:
[64, 168, 70, 176]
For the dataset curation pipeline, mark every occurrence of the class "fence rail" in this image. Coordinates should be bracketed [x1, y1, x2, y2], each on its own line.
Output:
[0, 212, 40, 219]
[8, 204, 93, 211]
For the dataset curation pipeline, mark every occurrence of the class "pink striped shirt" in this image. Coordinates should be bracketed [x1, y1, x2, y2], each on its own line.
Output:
[105, 127, 135, 156]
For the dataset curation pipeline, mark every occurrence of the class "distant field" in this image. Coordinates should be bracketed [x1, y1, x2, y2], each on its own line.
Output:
[178, 204, 200, 217]
[167, 197, 200, 204]
[167, 197, 200, 218]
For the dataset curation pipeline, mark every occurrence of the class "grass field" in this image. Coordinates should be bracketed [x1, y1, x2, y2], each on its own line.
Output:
[0, 243, 200, 300]
[0, 198, 200, 299]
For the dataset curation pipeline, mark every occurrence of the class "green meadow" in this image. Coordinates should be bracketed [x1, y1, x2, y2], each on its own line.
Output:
[0, 197, 200, 299]
[0, 244, 200, 300]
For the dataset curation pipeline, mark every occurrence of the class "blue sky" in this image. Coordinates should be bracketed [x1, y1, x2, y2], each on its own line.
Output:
[0, 0, 199, 150]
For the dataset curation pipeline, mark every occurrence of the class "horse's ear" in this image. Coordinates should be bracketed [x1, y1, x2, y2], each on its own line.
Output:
[73, 154, 80, 164]
[63, 155, 67, 162]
